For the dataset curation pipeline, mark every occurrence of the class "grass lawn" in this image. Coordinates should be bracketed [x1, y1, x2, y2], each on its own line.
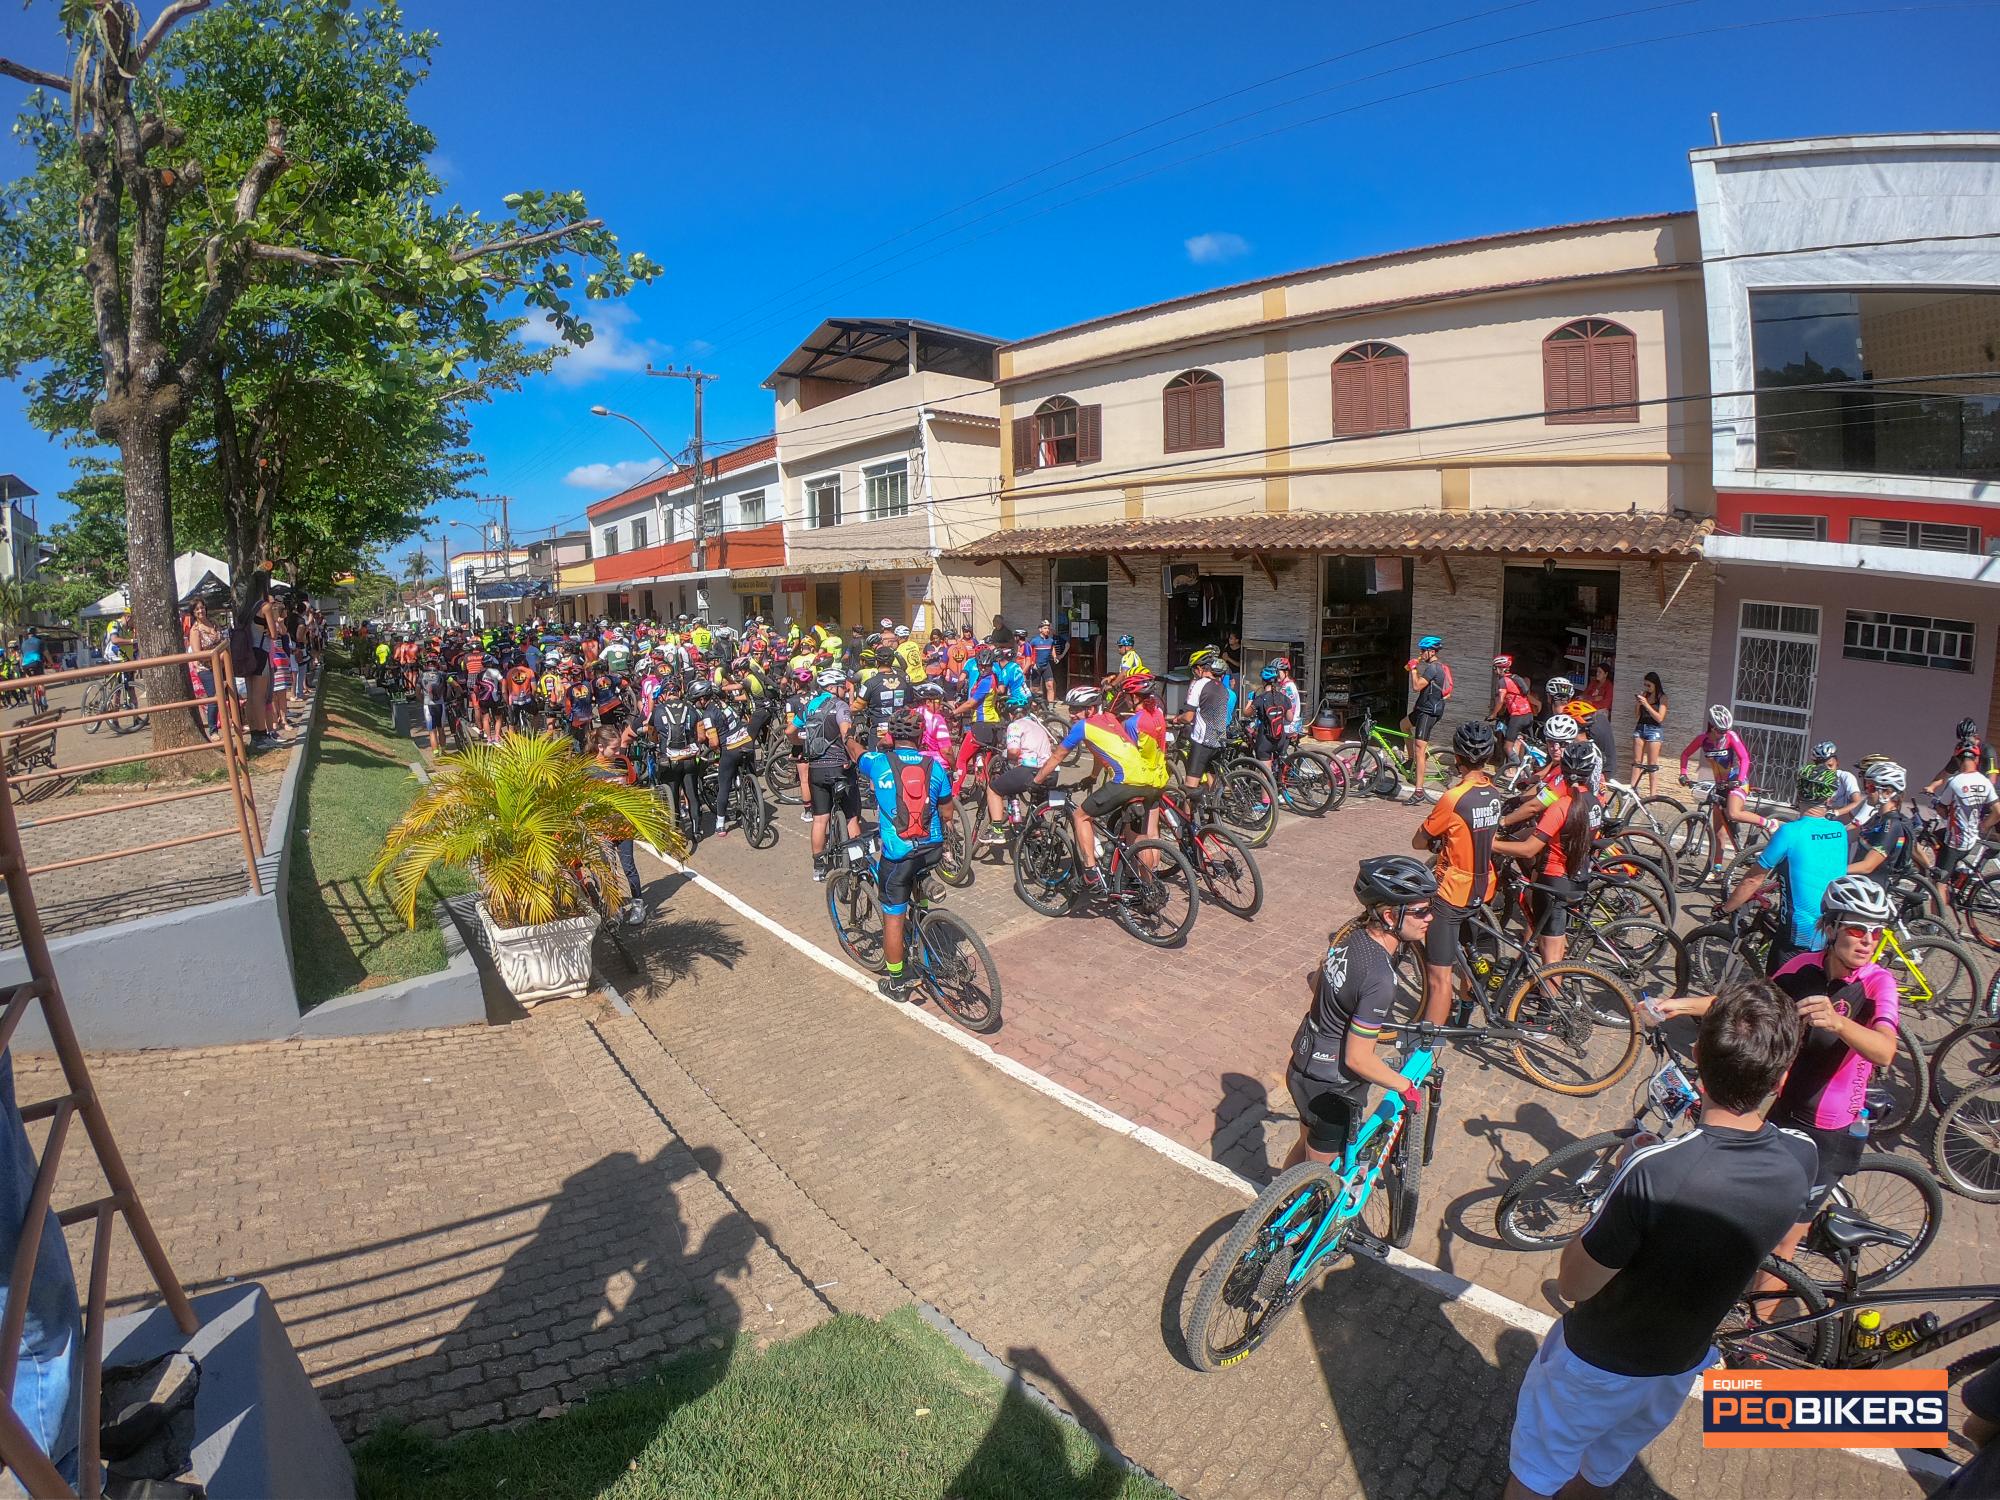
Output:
[288, 667, 470, 1008]
[351, 1306, 1173, 1500]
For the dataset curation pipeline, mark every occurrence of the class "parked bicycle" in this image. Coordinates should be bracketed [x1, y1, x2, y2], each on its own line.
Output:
[823, 832, 1002, 1034]
[1155, 783, 1263, 920]
[80, 673, 140, 736]
[1327, 704, 1449, 802]
[1011, 785, 1199, 947]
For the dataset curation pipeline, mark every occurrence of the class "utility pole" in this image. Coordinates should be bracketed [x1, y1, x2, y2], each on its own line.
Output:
[646, 364, 717, 578]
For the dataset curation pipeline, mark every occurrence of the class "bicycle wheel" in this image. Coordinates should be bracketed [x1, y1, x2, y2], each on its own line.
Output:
[1328, 743, 1396, 802]
[1274, 748, 1337, 816]
[1189, 824, 1263, 920]
[1715, 1257, 1837, 1370]
[1575, 867, 1674, 932]
[1569, 917, 1683, 1000]
[1679, 921, 1764, 992]
[1384, 1109, 1424, 1251]
[1932, 1081, 2000, 1203]
[763, 751, 802, 806]
[825, 870, 887, 972]
[81, 682, 104, 734]
[1214, 764, 1277, 849]
[1867, 1023, 1931, 1139]
[737, 782, 777, 849]
[1886, 931, 1982, 1050]
[934, 804, 974, 889]
[1184, 1160, 1342, 1373]
[914, 909, 1002, 1034]
[1589, 852, 1679, 927]
[1110, 839, 1198, 948]
[1792, 1153, 1942, 1292]
[1962, 873, 2000, 952]
[1661, 809, 1714, 889]
[1011, 805, 1079, 918]
[1502, 962, 1640, 1096]
[1931, 1019, 2000, 1113]
[1495, 1132, 1626, 1251]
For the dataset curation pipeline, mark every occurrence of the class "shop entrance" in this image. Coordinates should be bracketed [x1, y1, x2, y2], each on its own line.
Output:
[813, 579, 842, 627]
[1319, 557, 1411, 729]
[1166, 566, 1242, 673]
[1501, 566, 1620, 704]
[1053, 558, 1107, 692]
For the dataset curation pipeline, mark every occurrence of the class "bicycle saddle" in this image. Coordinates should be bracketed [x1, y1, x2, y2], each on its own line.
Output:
[1812, 1206, 1914, 1256]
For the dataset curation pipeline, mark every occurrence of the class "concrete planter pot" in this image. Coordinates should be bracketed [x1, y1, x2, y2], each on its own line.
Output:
[476, 902, 594, 1004]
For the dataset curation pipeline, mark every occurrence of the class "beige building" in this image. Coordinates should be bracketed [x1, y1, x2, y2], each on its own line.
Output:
[768, 319, 1005, 636]
[941, 214, 1718, 741]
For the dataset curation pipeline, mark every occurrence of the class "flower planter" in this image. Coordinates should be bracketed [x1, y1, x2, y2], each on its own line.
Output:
[476, 902, 595, 1005]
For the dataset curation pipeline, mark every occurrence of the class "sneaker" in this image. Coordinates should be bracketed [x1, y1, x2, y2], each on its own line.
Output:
[800, 809, 814, 824]
[977, 828, 1008, 848]
[812, 860, 829, 883]
[876, 972, 915, 1002]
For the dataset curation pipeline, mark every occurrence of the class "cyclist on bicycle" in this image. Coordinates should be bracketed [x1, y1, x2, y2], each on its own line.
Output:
[982, 693, 1052, 844]
[1678, 705, 1769, 876]
[1932, 741, 1999, 883]
[1404, 635, 1450, 801]
[805, 668, 864, 878]
[1494, 742, 1602, 968]
[950, 645, 1007, 798]
[1247, 665, 1292, 765]
[1030, 685, 1168, 895]
[1654, 873, 1898, 1283]
[1846, 762, 1926, 913]
[1282, 855, 1437, 1171]
[1926, 716, 2000, 791]
[859, 708, 954, 1002]
[1562, 697, 1620, 781]
[912, 680, 955, 766]
[1500, 713, 1580, 829]
[1489, 654, 1533, 767]
[1810, 741, 1864, 823]
[1115, 634, 1147, 680]
[1176, 649, 1230, 792]
[1717, 762, 1848, 967]
[1414, 720, 1501, 1025]
[1538, 676, 1576, 736]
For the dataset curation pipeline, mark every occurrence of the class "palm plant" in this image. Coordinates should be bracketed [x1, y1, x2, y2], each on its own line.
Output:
[371, 731, 685, 929]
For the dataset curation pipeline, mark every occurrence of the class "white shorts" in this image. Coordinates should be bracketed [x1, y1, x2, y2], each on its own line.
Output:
[1508, 1321, 1707, 1496]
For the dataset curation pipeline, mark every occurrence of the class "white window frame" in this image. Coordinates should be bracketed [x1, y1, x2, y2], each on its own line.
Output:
[805, 474, 841, 529]
[630, 516, 647, 552]
[701, 494, 723, 539]
[737, 489, 766, 527]
[1843, 609, 1976, 673]
[862, 459, 910, 522]
[600, 525, 618, 557]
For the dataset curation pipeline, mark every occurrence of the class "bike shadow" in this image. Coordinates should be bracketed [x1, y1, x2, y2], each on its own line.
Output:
[1436, 1101, 1582, 1277]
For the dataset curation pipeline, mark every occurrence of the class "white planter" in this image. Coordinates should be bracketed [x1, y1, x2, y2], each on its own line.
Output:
[477, 902, 596, 1004]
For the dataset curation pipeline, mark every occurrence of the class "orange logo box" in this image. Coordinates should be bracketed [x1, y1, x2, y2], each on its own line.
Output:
[1702, 1369, 1949, 1448]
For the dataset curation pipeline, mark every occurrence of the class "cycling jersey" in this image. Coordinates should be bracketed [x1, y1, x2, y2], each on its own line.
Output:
[1057, 711, 1165, 788]
[1679, 729, 1752, 788]
[918, 705, 954, 763]
[1289, 933, 1399, 1088]
[1497, 673, 1531, 718]
[858, 746, 950, 860]
[1423, 772, 1501, 907]
[1117, 646, 1147, 678]
[1939, 771, 1998, 849]
[1769, 953, 1899, 1130]
[1755, 812, 1850, 952]
[700, 702, 752, 750]
[969, 667, 1006, 725]
[860, 673, 907, 728]
[1186, 677, 1228, 747]
[1126, 701, 1167, 758]
[1004, 715, 1052, 770]
[1857, 811, 1915, 874]
[896, 640, 927, 680]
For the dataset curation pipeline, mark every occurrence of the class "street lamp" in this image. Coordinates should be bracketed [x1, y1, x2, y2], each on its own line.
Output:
[590, 404, 702, 573]
[441, 518, 492, 625]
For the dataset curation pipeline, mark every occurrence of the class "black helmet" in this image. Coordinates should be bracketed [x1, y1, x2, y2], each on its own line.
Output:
[1352, 855, 1437, 910]
[1958, 717, 1980, 740]
[1561, 742, 1599, 779]
[1452, 720, 1495, 764]
[887, 708, 924, 745]
[686, 679, 715, 703]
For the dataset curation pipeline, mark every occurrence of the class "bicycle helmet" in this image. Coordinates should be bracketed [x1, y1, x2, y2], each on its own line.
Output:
[1864, 760, 1906, 792]
[1259, 665, 1279, 683]
[913, 681, 945, 701]
[1187, 647, 1217, 670]
[1542, 713, 1580, 745]
[1065, 685, 1102, 712]
[894, 625, 910, 639]
[1270, 657, 1292, 674]
[815, 667, 847, 690]
[974, 645, 995, 666]
[1562, 698, 1598, 721]
[1117, 634, 1135, 648]
[1122, 672, 1155, 698]
[1544, 676, 1575, 702]
[1958, 717, 1980, 740]
[1417, 635, 1442, 651]
[686, 679, 715, 703]
[1353, 855, 1438, 911]
[792, 666, 814, 685]
[1708, 704, 1733, 731]
[1493, 654, 1514, 669]
[1794, 762, 1838, 806]
[1818, 873, 1894, 930]
[1811, 740, 1837, 762]
[887, 708, 924, 745]
[1452, 720, 1495, 763]
[1561, 742, 1600, 780]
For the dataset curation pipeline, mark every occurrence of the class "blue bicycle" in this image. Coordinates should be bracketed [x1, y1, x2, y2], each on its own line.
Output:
[1185, 1031, 1442, 1371]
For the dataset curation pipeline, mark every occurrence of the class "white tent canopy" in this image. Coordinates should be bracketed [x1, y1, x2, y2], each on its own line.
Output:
[80, 551, 231, 620]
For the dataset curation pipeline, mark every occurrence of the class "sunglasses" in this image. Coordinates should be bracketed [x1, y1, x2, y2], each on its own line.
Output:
[1400, 904, 1433, 919]
[1837, 923, 1884, 942]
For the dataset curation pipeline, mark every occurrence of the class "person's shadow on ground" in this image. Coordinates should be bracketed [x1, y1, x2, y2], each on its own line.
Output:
[945, 1345, 1130, 1500]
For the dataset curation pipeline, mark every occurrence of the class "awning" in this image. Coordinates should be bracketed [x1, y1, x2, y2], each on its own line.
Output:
[1704, 534, 2000, 586]
[473, 576, 554, 602]
[941, 510, 1713, 564]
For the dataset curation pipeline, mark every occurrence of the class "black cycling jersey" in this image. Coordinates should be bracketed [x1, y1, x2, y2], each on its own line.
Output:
[1289, 933, 1400, 1089]
[860, 672, 907, 727]
[1857, 810, 1915, 874]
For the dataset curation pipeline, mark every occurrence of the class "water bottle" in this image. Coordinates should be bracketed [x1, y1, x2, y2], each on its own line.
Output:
[1639, 990, 1666, 1026]
[1883, 1312, 1939, 1353]
[1848, 1107, 1871, 1143]
[1470, 953, 1499, 993]
[1849, 1309, 1883, 1353]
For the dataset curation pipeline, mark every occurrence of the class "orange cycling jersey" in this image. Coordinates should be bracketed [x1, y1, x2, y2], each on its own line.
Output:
[1421, 772, 1500, 908]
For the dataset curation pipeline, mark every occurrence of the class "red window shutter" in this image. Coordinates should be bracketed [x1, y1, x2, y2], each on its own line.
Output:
[1195, 377, 1224, 448]
[1163, 384, 1189, 453]
[1012, 414, 1037, 473]
[1545, 341, 1588, 424]
[1332, 361, 1372, 437]
[1378, 354, 1409, 432]
[1077, 403, 1102, 464]
[1601, 336, 1638, 420]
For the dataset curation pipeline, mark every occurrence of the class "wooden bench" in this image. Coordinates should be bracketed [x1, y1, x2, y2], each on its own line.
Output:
[5, 709, 65, 804]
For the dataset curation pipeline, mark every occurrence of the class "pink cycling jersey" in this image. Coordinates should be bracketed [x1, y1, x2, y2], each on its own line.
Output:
[1679, 728, 1752, 788]
[918, 705, 953, 764]
[1769, 953, 1898, 1130]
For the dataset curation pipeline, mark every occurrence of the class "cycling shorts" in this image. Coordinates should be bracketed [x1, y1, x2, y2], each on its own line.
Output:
[1026, 662, 1053, 686]
[967, 719, 1002, 749]
[1082, 780, 1157, 821]
[988, 765, 1039, 797]
[1410, 708, 1441, 743]
[1529, 874, 1579, 939]
[1186, 743, 1221, 780]
[1286, 1068, 1367, 1158]
[1424, 895, 1474, 968]
[810, 770, 860, 819]
[878, 843, 944, 916]
[1773, 1112, 1861, 1212]
[1504, 713, 1533, 739]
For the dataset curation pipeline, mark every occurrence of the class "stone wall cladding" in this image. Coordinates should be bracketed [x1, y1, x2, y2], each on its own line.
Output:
[1410, 556, 1503, 721]
[1611, 558, 1716, 762]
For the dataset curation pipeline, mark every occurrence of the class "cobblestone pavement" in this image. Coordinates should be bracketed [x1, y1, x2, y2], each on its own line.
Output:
[0, 675, 296, 942]
[18, 1007, 828, 1440]
[678, 784, 1996, 1314]
[613, 860, 1921, 1499]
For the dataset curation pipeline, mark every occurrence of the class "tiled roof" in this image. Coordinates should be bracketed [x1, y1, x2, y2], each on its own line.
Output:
[943, 510, 1712, 562]
[586, 436, 779, 521]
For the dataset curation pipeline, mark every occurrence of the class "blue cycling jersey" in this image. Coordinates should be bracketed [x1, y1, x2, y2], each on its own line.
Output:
[1756, 813, 1850, 953]
[858, 747, 950, 861]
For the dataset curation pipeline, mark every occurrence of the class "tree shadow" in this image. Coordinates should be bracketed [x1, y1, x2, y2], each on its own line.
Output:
[1209, 1071, 1276, 1184]
[945, 1344, 1131, 1500]
[321, 1141, 761, 1474]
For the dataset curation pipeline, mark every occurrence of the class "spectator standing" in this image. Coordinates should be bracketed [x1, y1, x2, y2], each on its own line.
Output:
[1584, 661, 1614, 713]
[1503, 981, 1816, 1500]
[1630, 672, 1667, 793]
[184, 600, 222, 737]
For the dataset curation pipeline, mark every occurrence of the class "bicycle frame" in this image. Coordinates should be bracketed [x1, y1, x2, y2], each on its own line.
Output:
[1723, 1284, 2000, 1371]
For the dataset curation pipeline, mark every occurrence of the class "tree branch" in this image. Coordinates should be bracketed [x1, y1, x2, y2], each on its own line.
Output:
[233, 118, 289, 222]
[246, 241, 359, 271]
[176, 119, 290, 385]
[137, 1, 215, 64]
[449, 218, 603, 264]
[0, 57, 70, 92]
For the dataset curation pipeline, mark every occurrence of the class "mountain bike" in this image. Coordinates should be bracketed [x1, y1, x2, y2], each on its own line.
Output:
[80, 672, 140, 735]
[1327, 705, 1450, 802]
[1155, 784, 1263, 919]
[1167, 726, 1278, 849]
[697, 752, 776, 848]
[823, 833, 1002, 1034]
[1011, 786, 1199, 947]
[1259, 732, 1341, 816]
[1184, 1030, 1442, 1372]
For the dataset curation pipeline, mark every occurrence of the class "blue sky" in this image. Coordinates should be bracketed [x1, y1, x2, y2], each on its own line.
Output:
[1, 0, 1996, 567]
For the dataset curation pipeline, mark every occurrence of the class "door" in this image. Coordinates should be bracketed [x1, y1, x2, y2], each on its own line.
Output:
[814, 580, 841, 626]
[869, 576, 904, 630]
[1731, 600, 1820, 788]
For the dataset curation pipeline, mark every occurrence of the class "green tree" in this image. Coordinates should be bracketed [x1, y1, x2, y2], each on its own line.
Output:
[0, 1, 659, 752]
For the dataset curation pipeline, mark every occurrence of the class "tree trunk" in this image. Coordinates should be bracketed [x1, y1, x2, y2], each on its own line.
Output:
[116, 415, 207, 754]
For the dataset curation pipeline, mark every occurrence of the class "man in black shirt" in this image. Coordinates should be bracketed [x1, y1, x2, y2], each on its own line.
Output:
[1504, 980, 1816, 1500]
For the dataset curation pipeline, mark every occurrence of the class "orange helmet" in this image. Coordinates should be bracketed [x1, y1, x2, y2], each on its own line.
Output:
[1563, 698, 1598, 720]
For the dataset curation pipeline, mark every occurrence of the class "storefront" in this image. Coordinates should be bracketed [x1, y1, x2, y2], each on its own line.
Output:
[1499, 564, 1621, 698]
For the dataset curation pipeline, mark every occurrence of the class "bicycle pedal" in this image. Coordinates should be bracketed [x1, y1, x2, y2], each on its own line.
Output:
[1346, 1229, 1390, 1262]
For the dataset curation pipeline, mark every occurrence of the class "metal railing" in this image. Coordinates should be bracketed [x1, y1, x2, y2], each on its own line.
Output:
[0, 648, 266, 895]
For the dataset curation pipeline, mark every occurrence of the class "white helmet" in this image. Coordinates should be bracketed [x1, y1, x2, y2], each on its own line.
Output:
[1819, 874, 1894, 929]
[1545, 676, 1576, 702]
[815, 667, 847, 689]
[1708, 704, 1733, 731]
[1542, 713, 1580, 745]
[1864, 761, 1906, 792]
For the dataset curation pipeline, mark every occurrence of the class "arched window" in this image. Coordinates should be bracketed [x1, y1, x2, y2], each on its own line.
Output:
[1162, 370, 1224, 452]
[1013, 394, 1102, 473]
[1543, 318, 1638, 424]
[1331, 342, 1410, 437]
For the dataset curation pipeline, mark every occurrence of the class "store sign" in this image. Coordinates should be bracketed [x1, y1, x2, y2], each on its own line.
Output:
[905, 575, 929, 603]
[779, 576, 806, 592]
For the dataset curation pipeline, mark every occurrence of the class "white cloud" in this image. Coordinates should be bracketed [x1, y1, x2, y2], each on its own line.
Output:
[522, 304, 667, 386]
[1185, 231, 1250, 266]
[563, 458, 667, 491]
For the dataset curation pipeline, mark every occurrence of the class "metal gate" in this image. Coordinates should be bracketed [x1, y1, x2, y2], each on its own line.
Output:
[870, 576, 904, 630]
[1731, 600, 1820, 788]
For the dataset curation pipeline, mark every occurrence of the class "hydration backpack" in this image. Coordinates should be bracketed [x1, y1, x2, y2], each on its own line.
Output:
[885, 751, 937, 844]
